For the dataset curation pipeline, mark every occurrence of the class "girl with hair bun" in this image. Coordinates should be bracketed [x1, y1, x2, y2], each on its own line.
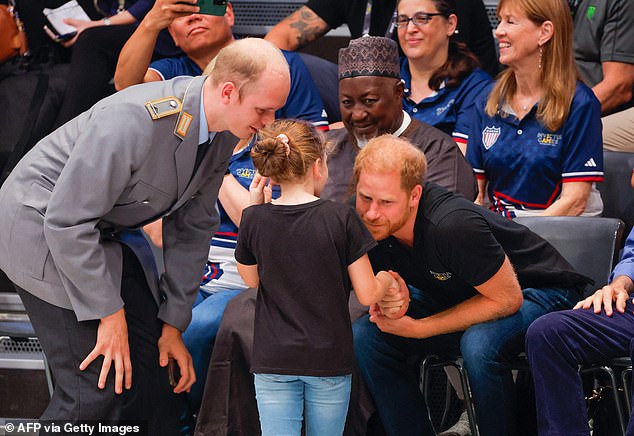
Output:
[235, 119, 399, 436]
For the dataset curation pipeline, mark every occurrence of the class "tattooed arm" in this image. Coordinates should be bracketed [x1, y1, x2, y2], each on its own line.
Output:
[265, 5, 330, 51]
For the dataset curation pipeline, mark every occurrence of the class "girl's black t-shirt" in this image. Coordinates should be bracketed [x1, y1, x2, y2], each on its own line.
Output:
[235, 199, 376, 376]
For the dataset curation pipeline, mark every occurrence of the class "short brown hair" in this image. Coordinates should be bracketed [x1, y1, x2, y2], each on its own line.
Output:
[251, 119, 326, 183]
[205, 38, 289, 98]
[353, 134, 427, 192]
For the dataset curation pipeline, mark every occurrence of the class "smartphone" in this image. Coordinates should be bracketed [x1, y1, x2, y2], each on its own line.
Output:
[197, 0, 228, 16]
[168, 358, 180, 387]
[56, 31, 77, 43]
[43, 25, 77, 43]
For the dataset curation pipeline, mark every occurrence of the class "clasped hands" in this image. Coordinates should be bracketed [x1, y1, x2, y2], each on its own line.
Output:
[374, 270, 408, 319]
[370, 271, 423, 338]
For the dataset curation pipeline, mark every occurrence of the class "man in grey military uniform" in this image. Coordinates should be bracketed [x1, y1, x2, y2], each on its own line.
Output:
[0, 38, 290, 432]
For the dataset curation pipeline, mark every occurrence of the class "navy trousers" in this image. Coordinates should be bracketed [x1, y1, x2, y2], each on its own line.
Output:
[526, 300, 634, 436]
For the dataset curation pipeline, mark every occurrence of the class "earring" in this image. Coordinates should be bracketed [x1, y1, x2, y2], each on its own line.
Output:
[538, 45, 543, 70]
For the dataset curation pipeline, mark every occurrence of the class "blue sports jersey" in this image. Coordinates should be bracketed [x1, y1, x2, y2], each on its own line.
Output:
[466, 82, 604, 217]
[199, 144, 252, 293]
[401, 59, 491, 148]
[149, 56, 200, 80]
[200, 141, 280, 293]
[149, 50, 328, 129]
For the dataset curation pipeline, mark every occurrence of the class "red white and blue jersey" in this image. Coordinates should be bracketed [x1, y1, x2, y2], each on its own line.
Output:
[401, 59, 491, 149]
[466, 82, 604, 217]
[199, 145, 252, 293]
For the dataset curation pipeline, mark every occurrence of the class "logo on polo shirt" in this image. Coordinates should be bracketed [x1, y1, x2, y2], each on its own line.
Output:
[435, 98, 455, 116]
[429, 270, 453, 281]
[584, 158, 597, 167]
[537, 133, 562, 146]
[236, 168, 256, 178]
[482, 126, 501, 149]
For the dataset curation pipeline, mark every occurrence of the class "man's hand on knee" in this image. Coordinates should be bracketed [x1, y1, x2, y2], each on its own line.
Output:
[80, 308, 132, 394]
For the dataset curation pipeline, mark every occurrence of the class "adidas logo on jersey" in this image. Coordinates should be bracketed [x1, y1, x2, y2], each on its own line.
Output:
[584, 158, 597, 167]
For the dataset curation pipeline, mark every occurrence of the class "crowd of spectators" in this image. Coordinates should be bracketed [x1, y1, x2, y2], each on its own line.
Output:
[1, 0, 634, 435]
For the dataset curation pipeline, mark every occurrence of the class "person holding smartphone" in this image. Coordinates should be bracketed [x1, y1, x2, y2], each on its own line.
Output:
[44, 0, 148, 46]
[50, 0, 181, 128]
[114, 0, 328, 129]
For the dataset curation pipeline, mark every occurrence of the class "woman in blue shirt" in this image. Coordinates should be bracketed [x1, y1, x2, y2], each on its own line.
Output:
[466, 0, 604, 218]
[396, 0, 492, 154]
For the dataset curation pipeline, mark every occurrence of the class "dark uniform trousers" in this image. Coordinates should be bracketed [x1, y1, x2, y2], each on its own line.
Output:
[16, 244, 178, 435]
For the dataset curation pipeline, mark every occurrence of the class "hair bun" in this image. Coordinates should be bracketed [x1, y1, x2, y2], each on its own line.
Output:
[251, 119, 325, 183]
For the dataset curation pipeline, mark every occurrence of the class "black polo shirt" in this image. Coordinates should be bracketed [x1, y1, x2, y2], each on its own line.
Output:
[369, 183, 591, 309]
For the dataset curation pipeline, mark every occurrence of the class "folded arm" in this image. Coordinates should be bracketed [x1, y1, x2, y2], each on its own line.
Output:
[592, 62, 634, 115]
[542, 181, 592, 216]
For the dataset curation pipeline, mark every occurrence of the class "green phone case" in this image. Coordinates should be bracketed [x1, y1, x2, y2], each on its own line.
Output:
[197, 0, 227, 16]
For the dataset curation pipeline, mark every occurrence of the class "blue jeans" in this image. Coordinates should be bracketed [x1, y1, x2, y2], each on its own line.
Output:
[353, 285, 578, 436]
[182, 288, 243, 410]
[526, 299, 634, 436]
[254, 373, 352, 436]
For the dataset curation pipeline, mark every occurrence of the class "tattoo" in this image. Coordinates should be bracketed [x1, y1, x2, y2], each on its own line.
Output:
[285, 7, 327, 49]
[290, 23, 324, 48]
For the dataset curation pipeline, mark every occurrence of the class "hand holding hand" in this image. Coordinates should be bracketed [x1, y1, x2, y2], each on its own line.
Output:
[369, 303, 420, 338]
[158, 324, 195, 393]
[79, 308, 132, 394]
[377, 270, 410, 319]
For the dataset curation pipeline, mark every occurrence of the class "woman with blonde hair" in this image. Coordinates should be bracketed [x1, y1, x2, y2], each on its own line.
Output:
[466, 0, 604, 218]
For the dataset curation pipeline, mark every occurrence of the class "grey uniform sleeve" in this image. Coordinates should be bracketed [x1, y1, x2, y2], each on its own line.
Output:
[43, 104, 151, 321]
[159, 168, 226, 331]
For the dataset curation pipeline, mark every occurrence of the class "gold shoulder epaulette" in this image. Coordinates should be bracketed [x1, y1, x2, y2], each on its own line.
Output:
[145, 96, 182, 120]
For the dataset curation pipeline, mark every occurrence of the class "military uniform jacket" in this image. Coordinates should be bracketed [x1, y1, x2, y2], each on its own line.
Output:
[0, 75, 236, 331]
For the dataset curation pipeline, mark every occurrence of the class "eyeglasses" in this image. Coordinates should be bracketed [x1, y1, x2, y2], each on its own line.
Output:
[394, 12, 445, 27]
